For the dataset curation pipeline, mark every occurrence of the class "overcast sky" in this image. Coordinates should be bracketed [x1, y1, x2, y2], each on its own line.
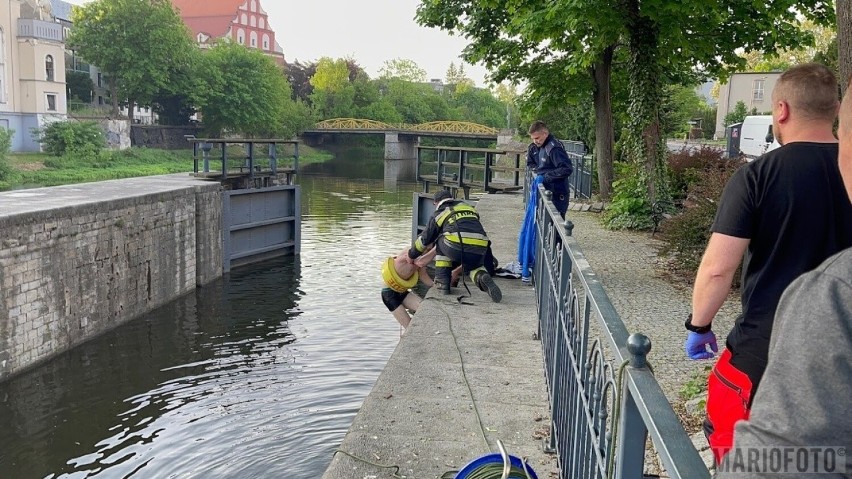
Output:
[61, 0, 493, 86]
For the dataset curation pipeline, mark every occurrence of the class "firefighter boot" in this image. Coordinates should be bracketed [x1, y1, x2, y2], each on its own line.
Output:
[474, 269, 502, 303]
[434, 266, 452, 295]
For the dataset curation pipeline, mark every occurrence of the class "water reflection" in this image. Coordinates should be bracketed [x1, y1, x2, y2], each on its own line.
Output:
[0, 148, 419, 478]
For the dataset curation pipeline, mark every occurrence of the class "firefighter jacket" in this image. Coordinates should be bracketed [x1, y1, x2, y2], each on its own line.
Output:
[408, 200, 489, 259]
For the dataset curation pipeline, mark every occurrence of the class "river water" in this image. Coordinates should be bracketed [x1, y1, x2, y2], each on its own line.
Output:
[0, 147, 419, 478]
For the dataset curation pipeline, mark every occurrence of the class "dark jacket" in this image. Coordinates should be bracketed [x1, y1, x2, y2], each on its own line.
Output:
[526, 134, 573, 191]
[409, 200, 489, 258]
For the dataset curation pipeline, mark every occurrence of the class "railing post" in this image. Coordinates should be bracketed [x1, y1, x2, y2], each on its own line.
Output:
[615, 334, 652, 479]
[293, 142, 300, 173]
[221, 143, 227, 177]
[269, 142, 277, 174]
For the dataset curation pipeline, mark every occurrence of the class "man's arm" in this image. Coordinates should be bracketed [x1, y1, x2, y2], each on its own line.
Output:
[691, 232, 750, 327]
[526, 144, 537, 170]
[409, 217, 440, 259]
[544, 145, 573, 180]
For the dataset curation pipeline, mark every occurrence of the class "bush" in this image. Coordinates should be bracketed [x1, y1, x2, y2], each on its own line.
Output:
[668, 146, 730, 201]
[659, 157, 746, 278]
[0, 128, 12, 182]
[36, 120, 105, 156]
[603, 162, 654, 230]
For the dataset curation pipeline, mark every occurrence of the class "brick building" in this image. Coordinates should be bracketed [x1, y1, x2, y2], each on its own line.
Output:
[171, 0, 285, 65]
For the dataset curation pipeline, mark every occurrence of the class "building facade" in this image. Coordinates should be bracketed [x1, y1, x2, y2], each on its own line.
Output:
[714, 71, 781, 138]
[0, 0, 67, 151]
[172, 0, 285, 65]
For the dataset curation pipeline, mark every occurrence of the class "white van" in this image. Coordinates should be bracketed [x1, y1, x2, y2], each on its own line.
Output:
[739, 115, 780, 160]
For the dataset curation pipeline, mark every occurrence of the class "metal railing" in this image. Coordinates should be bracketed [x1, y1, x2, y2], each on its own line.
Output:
[532, 185, 710, 479]
[186, 138, 300, 186]
[523, 141, 594, 202]
[415, 146, 525, 199]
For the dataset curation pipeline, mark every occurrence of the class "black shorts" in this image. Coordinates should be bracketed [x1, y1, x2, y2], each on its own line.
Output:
[381, 288, 408, 312]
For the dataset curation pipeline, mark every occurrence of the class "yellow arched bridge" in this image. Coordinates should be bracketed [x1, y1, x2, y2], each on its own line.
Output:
[305, 118, 500, 139]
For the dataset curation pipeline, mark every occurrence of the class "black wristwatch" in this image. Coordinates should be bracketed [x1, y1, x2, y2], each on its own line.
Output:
[684, 314, 712, 334]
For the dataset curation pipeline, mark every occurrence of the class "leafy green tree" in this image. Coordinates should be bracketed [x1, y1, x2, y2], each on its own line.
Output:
[492, 83, 520, 130]
[67, 0, 196, 120]
[813, 36, 839, 78]
[724, 101, 750, 126]
[379, 58, 427, 83]
[198, 42, 292, 137]
[660, 84, 708, 138]
[66, 71, 94, 106]
[449, 87, 506, 127]
[310, 57, 352, 93]
[417, 0, 835, 208]
[152, 47, 206, 125]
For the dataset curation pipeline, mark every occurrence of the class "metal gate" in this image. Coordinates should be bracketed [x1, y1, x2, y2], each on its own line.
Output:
[222, 185, 300, 272]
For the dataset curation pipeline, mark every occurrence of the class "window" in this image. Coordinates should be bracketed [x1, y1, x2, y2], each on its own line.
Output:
[241, 13, 247, 24]
[46, 94, 56, 111]
[250, 15, 256, 27]
[251, 0, 256, 11]
[98, 96, 103, 105]
[753, 79, 765, 102]
[97, 72, 102, 87]
[46, 55, 55, 81]
[259, 18, 265, 29]
[250, 31, 258, 47]
[237, 28, 245, 44]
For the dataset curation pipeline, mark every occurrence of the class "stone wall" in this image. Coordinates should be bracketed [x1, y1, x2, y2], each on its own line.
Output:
[0, 184, 223, 380]
[131, 125, 203, 150]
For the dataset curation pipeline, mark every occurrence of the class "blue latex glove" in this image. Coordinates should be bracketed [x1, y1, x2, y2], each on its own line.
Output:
[685, 331, 718, 360]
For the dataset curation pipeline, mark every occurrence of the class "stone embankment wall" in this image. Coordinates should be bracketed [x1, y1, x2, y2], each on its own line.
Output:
[0, 183, 222, 380]
[130, 125, 203, 149]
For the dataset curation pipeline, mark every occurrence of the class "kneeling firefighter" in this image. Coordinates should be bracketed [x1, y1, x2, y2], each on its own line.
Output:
[408, 190, 502, 303]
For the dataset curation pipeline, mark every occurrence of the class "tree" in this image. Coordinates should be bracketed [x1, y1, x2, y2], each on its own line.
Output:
[724, 101, 750, 126]
[67, 0, 196, 120]
[152, 47, 206, 125]
[379, 58, 427, 83]
[417, 0, 834, 208]
[198, 42, 292, 137]
[492, 82, 520, 130]
[839, 0, 852, 94]
[285, 60, 317, 102]
[310, 57, 351, 93]
[66, 71, 94, 106]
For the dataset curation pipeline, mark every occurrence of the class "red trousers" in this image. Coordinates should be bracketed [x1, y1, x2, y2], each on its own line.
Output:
[705, 349, 754, 464]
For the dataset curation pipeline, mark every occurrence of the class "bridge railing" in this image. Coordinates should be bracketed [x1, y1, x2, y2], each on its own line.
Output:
[186, 138, 300, 186]
[416, 146, 525, 198]
[532, 185, 710, 479]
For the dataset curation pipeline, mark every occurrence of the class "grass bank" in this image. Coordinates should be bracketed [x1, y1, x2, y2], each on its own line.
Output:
[0, 144, 333, 191]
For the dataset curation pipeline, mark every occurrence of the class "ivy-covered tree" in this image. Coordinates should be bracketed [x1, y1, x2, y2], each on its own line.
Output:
[67, 0, 196, 120]
[838, 0, 852, 93]
[417, 0, 835, 208]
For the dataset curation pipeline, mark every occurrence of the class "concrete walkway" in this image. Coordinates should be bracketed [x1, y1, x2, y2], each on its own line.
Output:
[322, 193, 737, 478]
[0, 173, 212, 219]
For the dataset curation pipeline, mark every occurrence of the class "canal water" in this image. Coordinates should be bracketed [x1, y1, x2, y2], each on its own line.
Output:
[0, 147, 420, 478]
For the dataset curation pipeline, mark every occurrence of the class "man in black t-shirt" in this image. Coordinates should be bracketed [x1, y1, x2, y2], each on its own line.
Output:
[684, 63, 852, 464]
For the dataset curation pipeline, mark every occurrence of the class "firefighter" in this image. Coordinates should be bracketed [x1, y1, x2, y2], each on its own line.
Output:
[407, 190, 501, 303]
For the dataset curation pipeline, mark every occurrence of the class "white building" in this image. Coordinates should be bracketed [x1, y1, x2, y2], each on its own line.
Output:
[0, 0, 67, 151]
[714, 71, 781, 139]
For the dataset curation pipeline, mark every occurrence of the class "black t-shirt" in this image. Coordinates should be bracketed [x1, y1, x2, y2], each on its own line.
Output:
[712, 142, 852, 381]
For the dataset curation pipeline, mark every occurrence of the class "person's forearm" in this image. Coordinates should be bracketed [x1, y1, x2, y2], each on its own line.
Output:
[691, 267, 735, 326]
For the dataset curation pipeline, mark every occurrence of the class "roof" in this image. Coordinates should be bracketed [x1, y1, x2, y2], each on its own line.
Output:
[170, 0, 244, 18]
[171, 0, 245, 39]
[50, 0, 74, 22]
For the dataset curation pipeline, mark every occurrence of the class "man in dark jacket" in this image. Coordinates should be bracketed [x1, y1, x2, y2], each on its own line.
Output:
[526, 121, 573, 218]
[407, 190, 502, 303]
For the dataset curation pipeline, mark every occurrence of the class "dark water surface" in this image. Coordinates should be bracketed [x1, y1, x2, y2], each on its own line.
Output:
[0, 148, 418, 478]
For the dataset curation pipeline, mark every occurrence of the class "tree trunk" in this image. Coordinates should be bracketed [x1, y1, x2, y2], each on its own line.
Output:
[109, 77, 120, 118]
[592, 45, 615, 201]
[839, 0, 852, 95]
[127, 99, 136, 123]
[625, 5, 667, 205]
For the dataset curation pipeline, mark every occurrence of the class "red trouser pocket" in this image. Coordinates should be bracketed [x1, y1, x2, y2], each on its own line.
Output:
[706, 349, 753, 465]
